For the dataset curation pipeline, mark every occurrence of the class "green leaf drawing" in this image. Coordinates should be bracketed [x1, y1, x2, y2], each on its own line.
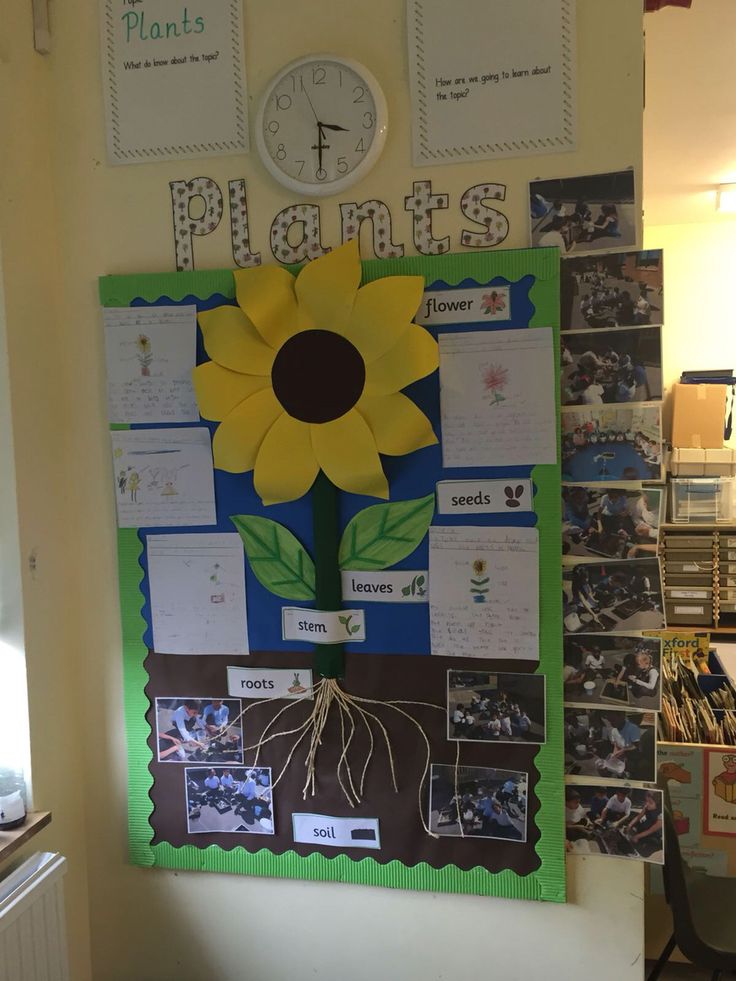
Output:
[350, 624, 360, 634]
[402, 585, 411, 596]
[339, 494, 435, 571]
[338, 616, 348, 625]
[231, 514, 315, 601]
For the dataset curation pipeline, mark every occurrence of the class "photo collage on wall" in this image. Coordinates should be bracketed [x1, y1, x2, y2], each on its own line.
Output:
[529, 173, 666, 865]
[101, 246, 565, 901]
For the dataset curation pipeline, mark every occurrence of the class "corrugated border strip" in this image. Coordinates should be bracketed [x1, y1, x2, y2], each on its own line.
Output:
[104, 247, 565, 901]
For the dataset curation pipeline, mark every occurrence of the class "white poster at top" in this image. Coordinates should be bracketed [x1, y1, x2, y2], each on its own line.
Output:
[103, 306, 198, 424]
[407, 0, 576, 166]
[99, 0, 249, 164]
[439, 328, 557, 468]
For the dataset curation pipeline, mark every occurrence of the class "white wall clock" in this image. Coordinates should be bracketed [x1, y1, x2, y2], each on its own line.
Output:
[255, 54, 388, 197]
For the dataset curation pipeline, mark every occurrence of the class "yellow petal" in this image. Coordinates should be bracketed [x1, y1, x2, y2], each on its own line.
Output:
[345, 276, 424, 363]
[356, 393, 438, 456]
[295, 240, 361, 334]
[311, 410, 388, 499]
[233, 265, 300, 351]
[363, 324, 439, 397]
[198, 305, 274, 375]
[193, 361, 269, 422]
[254, 414, 319, 505]
[212, 388, 282, 473]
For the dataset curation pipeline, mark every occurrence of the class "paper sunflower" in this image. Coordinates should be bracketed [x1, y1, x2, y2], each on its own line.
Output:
[193, 241, 438, 505]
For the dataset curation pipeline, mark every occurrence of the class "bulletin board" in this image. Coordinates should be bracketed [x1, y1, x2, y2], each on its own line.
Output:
[100, 246, 565, 901]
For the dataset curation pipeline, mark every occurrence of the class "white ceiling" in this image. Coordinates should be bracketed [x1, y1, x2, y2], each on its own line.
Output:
[644, 0, 736, 226]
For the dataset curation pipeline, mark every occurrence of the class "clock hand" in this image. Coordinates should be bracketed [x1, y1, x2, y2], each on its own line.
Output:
[303, 86, 321, 125]
[320, 123, 350, 132]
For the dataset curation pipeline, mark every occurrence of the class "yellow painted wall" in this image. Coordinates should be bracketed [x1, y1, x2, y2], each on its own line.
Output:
[644, 221, 736, 446]
[2, 2, 645, 979]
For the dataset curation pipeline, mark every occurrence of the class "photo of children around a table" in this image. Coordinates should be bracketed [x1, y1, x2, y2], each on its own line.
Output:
[563, 559, 664, 633]
[564, 707, 657, 783]
[562, 485, 661, 560]
[529, 170, 636, 254]
[155, 697, 243, 764]
[563, 635, 662, 711]
[561, 406, 662, 482]
[565, 785, 664, 864]
[429, 765, 527, 842]
[185, 766, 273, 834]
[560, 326, 662, 406]
[447, 670, 546, 744]
[560, 249, 663, 331]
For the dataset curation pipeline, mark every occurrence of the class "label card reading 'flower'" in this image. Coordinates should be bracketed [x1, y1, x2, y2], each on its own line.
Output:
[103, 306, 199, 424]
[429, 526, 539, 660]
[110, 427, 217, 528]
[439, 328, 556, 468]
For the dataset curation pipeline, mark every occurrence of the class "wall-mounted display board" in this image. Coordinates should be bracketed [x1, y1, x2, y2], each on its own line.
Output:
[100, 246, 565, 901]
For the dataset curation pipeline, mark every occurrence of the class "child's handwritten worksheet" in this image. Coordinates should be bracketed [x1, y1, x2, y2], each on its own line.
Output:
[147, 533, 249, 655]
[429, 526, 539, 660]
[110, 428, 217, 528]
[103, 305, 198, 424]
[439, 328, 556, 467]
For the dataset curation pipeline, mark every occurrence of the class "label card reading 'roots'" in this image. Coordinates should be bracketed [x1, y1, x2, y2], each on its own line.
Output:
[436, 479, 533, 514]
[281, 608, 366, 644]
[414, 286, 511, 326]
[227, 666, 314, 700]
[341, 570, 429, 603]
[292, 813, 381, 850]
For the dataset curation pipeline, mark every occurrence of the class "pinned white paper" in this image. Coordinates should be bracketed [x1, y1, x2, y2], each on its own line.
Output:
[281, 608, 366, 644]
[439, 328, 557, 468]
[341, 570, 429, 603]
[436, 479, 533, 515]
[111, 428, 217, 528]
[292, 813, 381, 850]
[103, 305, 198, 424]
[148, 533, 248, 654]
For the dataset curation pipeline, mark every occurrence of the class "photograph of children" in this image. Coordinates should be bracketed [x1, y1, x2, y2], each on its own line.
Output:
[562, 559, 664, 634]
[561, 406, 662, 482]
[564, 707, 657, 782]
[185, 766, 273, 834]
[563, 635, 662, 711]
[565, 785, 664, 864]
[561, 327, 662, 406]
[429, 765, 527, 841]
[155, 698, 243, 764]
[447, 670, 546, 744]
[529, 170, 636, 253]
[562, 486, 662, 560]
[560, 250, 663, 331]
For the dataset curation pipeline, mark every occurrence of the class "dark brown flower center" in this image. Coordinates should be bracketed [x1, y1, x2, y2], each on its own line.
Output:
[271, 329, 365, 424]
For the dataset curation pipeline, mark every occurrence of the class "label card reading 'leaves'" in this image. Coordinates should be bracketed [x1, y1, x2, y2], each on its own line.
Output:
[341, 570, 429, 603]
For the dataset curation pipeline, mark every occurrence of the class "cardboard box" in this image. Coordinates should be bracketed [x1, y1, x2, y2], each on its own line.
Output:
[671, 383, 726, 449]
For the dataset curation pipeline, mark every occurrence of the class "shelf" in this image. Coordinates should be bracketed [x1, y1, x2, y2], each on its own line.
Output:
[664, 626, 736, 635]
[662, 523, 736, 531]
[0, 811, 51, 866]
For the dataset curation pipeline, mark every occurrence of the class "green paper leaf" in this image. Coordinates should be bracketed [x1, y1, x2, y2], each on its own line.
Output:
[339, 494, 435, 571]
[231, 514, 315, 601]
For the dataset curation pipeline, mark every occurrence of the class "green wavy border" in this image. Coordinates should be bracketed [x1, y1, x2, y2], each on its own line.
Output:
[106, 247, 564, 901]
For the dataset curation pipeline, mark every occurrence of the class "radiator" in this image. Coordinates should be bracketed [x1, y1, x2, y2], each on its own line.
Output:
[0, 852, 69, 981]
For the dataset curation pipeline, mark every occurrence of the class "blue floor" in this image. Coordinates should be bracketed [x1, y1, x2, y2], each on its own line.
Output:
[562, 441, 659, 481]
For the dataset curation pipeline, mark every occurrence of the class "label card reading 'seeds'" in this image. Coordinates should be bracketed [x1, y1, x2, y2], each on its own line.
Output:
[341, 570, 429, 603]
[282, 608, 366, 644]
[437, 479, 533, 515]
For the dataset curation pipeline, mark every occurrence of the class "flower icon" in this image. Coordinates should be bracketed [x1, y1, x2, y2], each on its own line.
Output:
[193, 240, 438, 505]
[481, 291, 506, 316]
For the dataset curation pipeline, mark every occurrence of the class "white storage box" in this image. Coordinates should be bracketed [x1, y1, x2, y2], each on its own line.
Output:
[670, 477, 735, 523]
[670, 447, 706, 477]
[704, 448, 735, 476]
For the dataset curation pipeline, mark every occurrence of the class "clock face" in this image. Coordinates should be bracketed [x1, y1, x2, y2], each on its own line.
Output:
[256, 56, 387, 195]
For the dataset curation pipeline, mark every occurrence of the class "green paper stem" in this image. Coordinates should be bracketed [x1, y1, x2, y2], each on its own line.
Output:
[312, 470, 345, 679]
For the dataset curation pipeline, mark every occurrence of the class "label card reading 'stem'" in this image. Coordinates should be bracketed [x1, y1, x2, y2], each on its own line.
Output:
[110, 427, 217, 528]
[227, 666, 314, 700]
[414, 286, 511, 326]
[429, 526, 539, 661]
[282, 608, 366, 644]
[103, 305, 198, 424]
[436, 479, 533, 515]
[439, 328, 556, 468]
[292, 814, 381, 850]
[341, 570, 429, 603]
